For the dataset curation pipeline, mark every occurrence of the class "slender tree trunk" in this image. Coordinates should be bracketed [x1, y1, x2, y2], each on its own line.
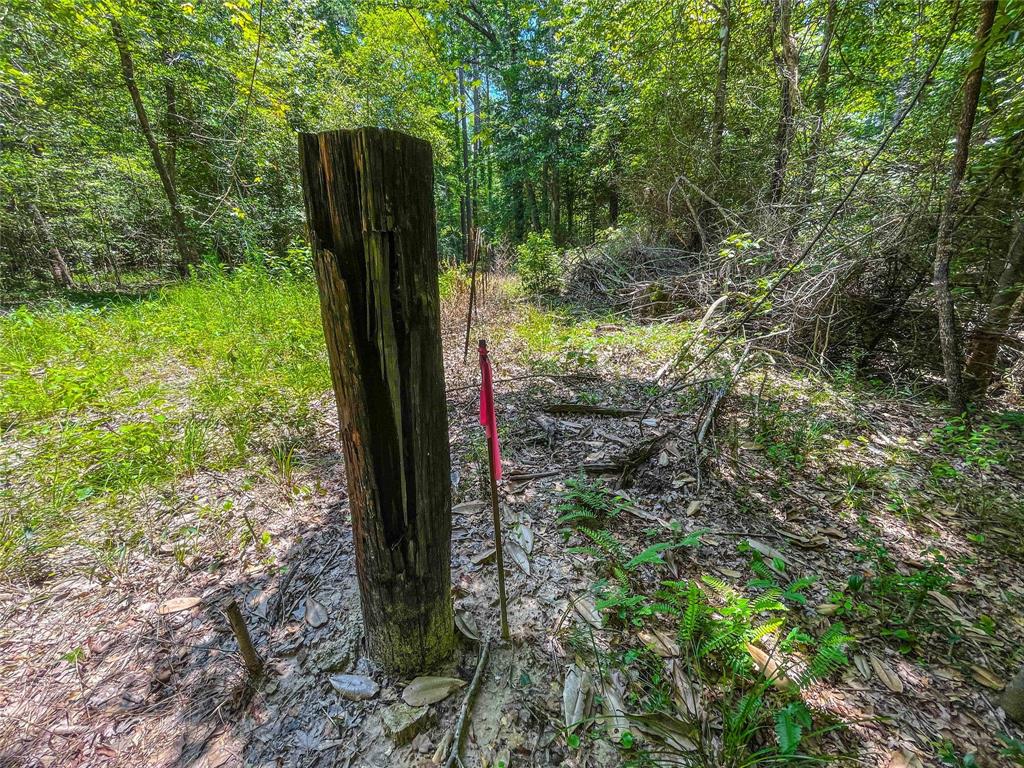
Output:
[769, 0, 799, 205]
[110, 17, 197, 273]
[164, 78, 178, 190]
[29, 203, 73, 288]
[551, 165, 561, 244]
[933, 0, 998, 412]
[526, 180, 541, 231]
[787, 0, 836, 248]
[710, 0, 731, 173]
[473, 75, 482, 231]
[298, 128, 455, 674]
[801, 0, 835, 204]
[565, 173, 575, 244]
[965, 211, 1024, 393]
[458, 68, 473, 261]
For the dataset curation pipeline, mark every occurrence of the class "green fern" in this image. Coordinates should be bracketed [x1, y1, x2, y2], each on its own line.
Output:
[775, 702, 812, 755]
[555, 507, 597, 527]
[572, 526, 626, 564]
[625, 542, 673, 570]
[800, 622, 853, 685]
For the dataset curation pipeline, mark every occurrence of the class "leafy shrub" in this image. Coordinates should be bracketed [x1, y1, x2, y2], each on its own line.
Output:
[437, 263, 470, 303]
[515, 230, 561, 295]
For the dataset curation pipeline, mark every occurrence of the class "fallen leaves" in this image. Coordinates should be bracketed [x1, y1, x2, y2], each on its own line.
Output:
[969, 665, 1003, 690]
[746, 538, 789, 565]
[869, 654, 904, 693]
[157, 596, 201, 615]
[886, 748, 924, 768]
[745, 642, 793, 690]
[638, 628, 679, 658]
[304, 597, 328, 628]
[504, 539, 531, 575]
[329, 674, 379, 701]
[572, 596, 602, 629]
[402, 676, 466, 706]
[562, 664, 593, 732]
[670, 660, 700, 717]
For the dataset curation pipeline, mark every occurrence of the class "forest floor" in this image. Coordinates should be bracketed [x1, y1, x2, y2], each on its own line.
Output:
[2, 271, 1024, 768]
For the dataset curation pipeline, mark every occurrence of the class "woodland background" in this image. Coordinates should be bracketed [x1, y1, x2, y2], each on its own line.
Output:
[3, 0, 1022, 405]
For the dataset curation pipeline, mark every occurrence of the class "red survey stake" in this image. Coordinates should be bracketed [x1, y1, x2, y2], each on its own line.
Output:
[478, 338, 509, 640]
[478, 339, 502, 480]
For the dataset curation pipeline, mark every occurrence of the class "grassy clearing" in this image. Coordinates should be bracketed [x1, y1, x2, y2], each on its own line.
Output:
[505, 304, 694, 375]
[0, 268, 328, 578]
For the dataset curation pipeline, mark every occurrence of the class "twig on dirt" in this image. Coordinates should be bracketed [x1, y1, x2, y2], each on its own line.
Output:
[695, 343, 751, 447]
[445, 640, 491, 768]
[505, 469, 561, 482]
[730, 457, 830, 511]
[269, 555, 302, 625]
[654, 294, 729, 383]
[585, 433, 672, 488]
[222, 599, 264, 677]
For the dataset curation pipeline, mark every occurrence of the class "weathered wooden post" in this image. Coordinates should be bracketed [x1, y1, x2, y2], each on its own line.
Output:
[298, 128, 454, 673]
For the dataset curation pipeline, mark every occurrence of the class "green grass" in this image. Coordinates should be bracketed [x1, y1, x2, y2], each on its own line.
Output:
[506, 305, 693, 372]
[0, 267, 329, 579]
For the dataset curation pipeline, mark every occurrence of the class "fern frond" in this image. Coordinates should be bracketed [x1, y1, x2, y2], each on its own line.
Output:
[679, 582, 706, 643]
[701, 573, 737, 601]
[746, 619, 783, 644]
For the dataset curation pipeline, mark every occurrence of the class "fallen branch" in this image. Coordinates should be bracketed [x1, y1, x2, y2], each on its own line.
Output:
[223, 599, 264, 677]
[695, 344, 751, 447]
[447, 372, 598, 394]
[543, 403, 644, 417]
[585, 433, 671, 488]
[445, 640, 491, 768]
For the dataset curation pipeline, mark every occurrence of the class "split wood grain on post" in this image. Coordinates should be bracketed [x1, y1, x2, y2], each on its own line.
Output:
[298, 127, 455, 674]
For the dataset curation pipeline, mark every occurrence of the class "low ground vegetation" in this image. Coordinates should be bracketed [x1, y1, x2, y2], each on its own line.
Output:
[2, 262, 1023, 766]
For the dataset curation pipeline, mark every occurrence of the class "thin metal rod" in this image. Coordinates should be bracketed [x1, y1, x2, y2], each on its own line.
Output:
[463, 229, 480, 363]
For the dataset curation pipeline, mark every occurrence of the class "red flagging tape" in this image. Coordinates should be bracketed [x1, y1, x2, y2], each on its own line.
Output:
[478, 340, 502, 481]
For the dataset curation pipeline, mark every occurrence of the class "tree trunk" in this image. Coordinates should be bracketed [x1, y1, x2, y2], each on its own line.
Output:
[965, 211, 1024, 393]
[526, 180, 541, 231]
[110, 17, 197, 273]
[458, 68, 473, 261]
[790, 0, 836, 246]
[710, 0, 731, 173]
[164, 77, 179, 190]
[933, 0, 998, 413]
[473, 75, 482, 229]
[29, 203, 73, 288]
[298, 128, 455, 674]
[769, 0, 799, 205]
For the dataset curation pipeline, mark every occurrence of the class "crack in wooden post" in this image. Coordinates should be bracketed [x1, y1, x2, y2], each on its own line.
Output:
[299, 127, 455, 673]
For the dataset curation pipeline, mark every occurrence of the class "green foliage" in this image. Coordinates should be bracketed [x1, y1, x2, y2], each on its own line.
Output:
[932, 416, 1005, 470]
[842, 531, 974, 651]
[751, 401, 833, 469]
[775, 701, 813, 756]
[0, 270, 327, 578]
[565, 515, 849, 765]
[556, 475, 629, 531]
[437, 264, 471, 303]
[998, 734, 1024, 765]
[515, 231, 562, 296]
